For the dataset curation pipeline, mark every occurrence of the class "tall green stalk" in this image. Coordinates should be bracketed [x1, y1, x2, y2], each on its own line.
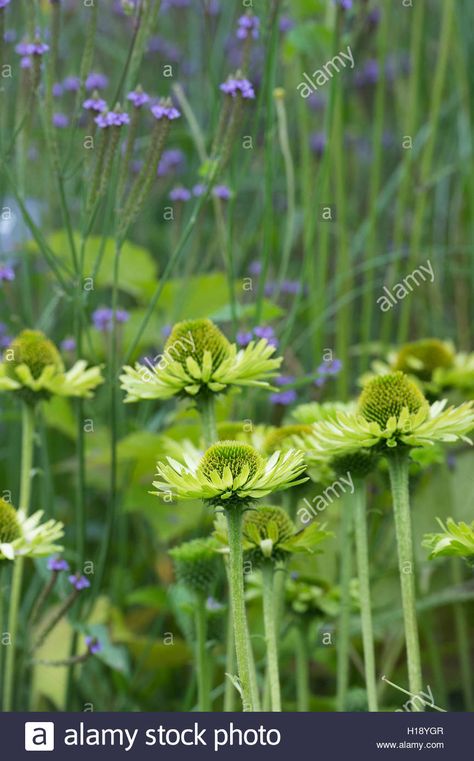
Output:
[223, 601, 236, 711]
[198, 395, 218, 449]
[336, 494, 352, 711]
[295, 623, 310, 712]
[4, 403, 35, 711]
[195, 595, 211, 711]
[387, 449, 423, 702]
[261, 561, 281, 712]
[353, 479, 378, 711]
[224, 505, 254, 712]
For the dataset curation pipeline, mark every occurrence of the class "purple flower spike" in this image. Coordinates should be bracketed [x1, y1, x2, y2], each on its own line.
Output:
[0, 0, 12, 8]
[219, 76, 255, 99]
[83, 93, 108, 113]
[270, 374, 296, 406]
[236, 330, 253, 348]
[52, 82, 64, 97]
[61, 337, 76, 352]
[95, 109, 130, 128]
[92, 307, 129, 332]
[20, 56, 32, 69]
[47, 556, 70, 572]
[151, 103, 181, 121]
[85, 636, 103, 655]
[0, 263, 15, 282]
[53, 112, 69, 128]
[85, 72, 109, 91]
[127, 88, 150, 108]
[213, 184, 232, 200]
[237, 14, 260, 40]
[63, 75, 81, 92]
[69, 574, 91, 591]
[157, 148, 184, 176]
[169, 186, 191, 202]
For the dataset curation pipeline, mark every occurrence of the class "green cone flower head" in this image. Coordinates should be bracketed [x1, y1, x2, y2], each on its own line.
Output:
[264, 424, 313, 454]
[0, 329, 104, 403]
[244, 506, 295, 564]
[153, 439, 308, 506]
[169, 537, 220, 595]
[300, 370, 474, 457]
[358, 372, 428, 428]
[331, 449, 378, 479]
[423, 518, 474, 566]
[0, 499, 64, 561]
[0, 499, 21, 544]
[121, 318, 282, 402]
[394, 339, 455, 381]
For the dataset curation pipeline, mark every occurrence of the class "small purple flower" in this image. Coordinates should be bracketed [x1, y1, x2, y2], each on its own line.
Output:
[0, 263, 15, 282]
[220, 76, 255, 99]
[213, 184, 232, 200]
[85, 636, 102, 655]
[69, 574, 91, 591]
[53, 112, 69, 128]
[248, 260, 262, 276]
[281, 280, 303, 295]
[161, 324, 172, 339]
[85, 72, 109, 91]
[367, 8, 381, 29]
[95, 109, 130, 128]
[20, 56, 32, 68]
[206, 596, 224, 612]
[314, 358, 342, 387]
[83, 93, 108, 113]
[16, 38, 49, 56]
[52, 82, 64, 97]
[192, 183, 206, 197]
[270, 375, 296, 406]
[47, 556, 70, 572]
[236, 330, 253, 347]
[0, 0, 12, 8]
[151, 103, 181, 120]
[157, 148, 185, 176]
[236, 14, 260, 40]
[253, 325, 278, 347]
[169, 186, 191, 202]
[310, 132, 326, 158]
[63, 75, 81, 92]
[279, 16, 294, 34]
[61, 337, 76, 352]
[92, 307, 129, 332]
[127, 88, 150, 108]
[334, 0, 352, 9]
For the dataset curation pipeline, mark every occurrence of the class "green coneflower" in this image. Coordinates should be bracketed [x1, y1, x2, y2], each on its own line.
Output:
[393, 339, 455, 381]
[0, 329, 104, 404]
[304, 372, 474, 704]
[154, 441, 307, 712]
[169, 537, 220, 711]
[0, 498, 64, 561]
[423, 518, 474, 567]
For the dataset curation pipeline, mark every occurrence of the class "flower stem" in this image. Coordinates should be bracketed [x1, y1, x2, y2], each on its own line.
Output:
[223, 602, 236, 711]
[295, 623, 310, 711]
[388, 449, 423, 701]
[224, 506, 253, 711]
[353, 479, 378, 711]
[261, 560, 281, 712]
[4, 402, 35, 711]
[198, 395, 218, 448]
[336, 494, 352, 711]
[195, 594, 211, 711]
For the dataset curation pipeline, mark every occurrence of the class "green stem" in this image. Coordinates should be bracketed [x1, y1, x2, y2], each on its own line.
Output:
[336, 494, 352, 711]
[261, 561, 281, 712]
[224, 506, 253, 711]
[295, 623, 310, 712]
[198, 396, 218, 448]
[247, 627, 260, 712]
[195, 595, 211, 711]
[387, 449, 423, 701]
[353, 480, 378, 711]
[223, 602, 236, 711]
[451, 559, 473, 710]
[4, 403, 36, 711]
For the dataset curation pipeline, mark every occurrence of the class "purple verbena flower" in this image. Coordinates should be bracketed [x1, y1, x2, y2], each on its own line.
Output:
[161, 324, 172, 339]
[0, 263, 15, 281]
[63, 75, 81, 92]
[127, 88, 150, 108]
[213, 184, 232, 200]
[253, 325, 278, 347]
[0, 0, 12, 8]
[85, 636, 102, 655]
[151, 103, 181, 120]
[334, 0, 352, 9]
[52, 82, 64, 97]
[169, 186, 191, 202]
[248, 260, 262, 276]
[47, 556, 70, 572]
[85, 72, 109, 91]
[279, 16, 294, 33]
[53, 112, 69, 128]
[69, 574, 90, 591]
[60, 337, 76, 352]
[310, 132, 326, 158]
[92, 307, 129, 332]
[270, 375, 296, 406]
[16, 37, 49, 56]
[219, 76, 255, 99]
[192, 183, 206, 197]
[95, 109, 130, 128]
[83, 93, 108, 113]
[157, 148, 185, 176]
[236, 330, 253, 347]
[236, 14, 260, 40]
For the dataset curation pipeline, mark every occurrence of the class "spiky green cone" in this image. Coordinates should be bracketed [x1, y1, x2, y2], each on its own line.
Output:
[169, 537, 220, 597]
[243, 506, 295, 567]
[0, 499, 21, 544]
[358, 372, 428, 429]
[394, 339, 454, 381]
[5, 329, 64, 404]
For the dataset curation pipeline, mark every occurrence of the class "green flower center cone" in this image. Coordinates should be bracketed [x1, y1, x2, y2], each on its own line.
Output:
[244, 506, 295, 564]
[199, 440, 263, 481]
[169, 538, 219, 596]
[394, 339, 455, 381]
[264, 425, 312, 453]
[0, 499, 21, 543]
[358, 372, 428, 428]
[6, 330, 64, 379]
[164, 319, 231, 372]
